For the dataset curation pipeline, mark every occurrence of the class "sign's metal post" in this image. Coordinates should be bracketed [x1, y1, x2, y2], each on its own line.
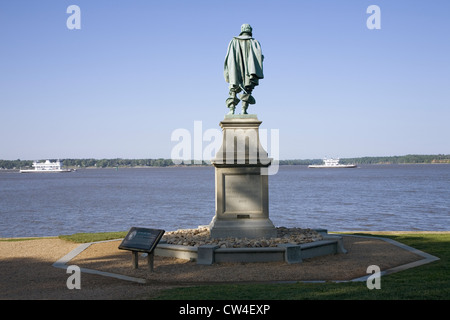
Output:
[132, 251, 139, 269]
[148, 252, 154, 272]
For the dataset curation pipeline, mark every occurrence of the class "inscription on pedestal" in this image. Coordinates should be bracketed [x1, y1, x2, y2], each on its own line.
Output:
[224, 174, 262, 213]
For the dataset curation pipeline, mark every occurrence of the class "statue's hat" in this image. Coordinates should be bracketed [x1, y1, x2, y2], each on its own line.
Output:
[239, 24, 253, 36]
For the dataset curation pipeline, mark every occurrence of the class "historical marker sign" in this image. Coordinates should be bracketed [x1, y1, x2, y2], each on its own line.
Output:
[119, 227, 165, 270]
[119, 227, 165, 253]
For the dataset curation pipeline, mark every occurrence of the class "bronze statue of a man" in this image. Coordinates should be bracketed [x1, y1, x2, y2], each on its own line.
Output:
[224, 24, 264, 115]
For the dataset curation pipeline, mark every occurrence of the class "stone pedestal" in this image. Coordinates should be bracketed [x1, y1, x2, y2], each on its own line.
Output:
[209, 114, 277, 239]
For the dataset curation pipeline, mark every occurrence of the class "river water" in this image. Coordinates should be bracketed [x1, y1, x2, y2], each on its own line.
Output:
[0, 164, 449, 237]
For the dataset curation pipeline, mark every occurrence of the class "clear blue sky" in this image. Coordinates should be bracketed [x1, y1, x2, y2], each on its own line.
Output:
[1, 0, 449, 160]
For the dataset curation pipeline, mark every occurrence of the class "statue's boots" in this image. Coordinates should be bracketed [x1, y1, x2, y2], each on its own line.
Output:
[240, 94, 256, 114]
[226, 93, 240, 115]
[227, 106, 236, 115]
[241, 102, 248, 115]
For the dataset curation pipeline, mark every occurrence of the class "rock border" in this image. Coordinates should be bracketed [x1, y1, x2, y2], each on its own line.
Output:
[156, 228, 346, 265]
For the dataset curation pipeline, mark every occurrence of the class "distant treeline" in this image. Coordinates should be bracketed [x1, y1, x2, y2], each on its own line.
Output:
[1, 154, 449, 169]
[340, 154, 450, 164]
[281, 154, 450, 165]
[63, 158, 178, 168]
[0, 158, 200, 169]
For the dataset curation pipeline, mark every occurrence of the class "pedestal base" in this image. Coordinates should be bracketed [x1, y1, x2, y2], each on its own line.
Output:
[210, 114, 276, 240]
[209, 217, 277, 239]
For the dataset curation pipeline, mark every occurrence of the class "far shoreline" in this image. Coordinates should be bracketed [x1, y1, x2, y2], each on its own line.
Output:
[2, 162, 450, 173]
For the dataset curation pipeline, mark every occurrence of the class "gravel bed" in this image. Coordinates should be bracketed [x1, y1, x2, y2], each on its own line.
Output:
[162, 226, 323, 248]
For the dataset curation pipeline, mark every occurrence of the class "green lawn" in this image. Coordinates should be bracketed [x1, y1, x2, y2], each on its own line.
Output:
[151, 232, 449, 300]
[1, 232, 126, 243]
[58, 231, 127, 243]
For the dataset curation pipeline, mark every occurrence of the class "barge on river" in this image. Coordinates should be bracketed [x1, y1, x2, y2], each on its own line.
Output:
[308, 158, 357, 169]
[20, 160, 74, 173]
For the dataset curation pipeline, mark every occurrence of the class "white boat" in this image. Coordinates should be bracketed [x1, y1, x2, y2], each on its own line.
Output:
[19, 160, 74, 173]
[308, 158, 357, 169]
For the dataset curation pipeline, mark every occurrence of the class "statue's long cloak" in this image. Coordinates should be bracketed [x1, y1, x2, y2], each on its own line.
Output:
[224, 35, 264, 90]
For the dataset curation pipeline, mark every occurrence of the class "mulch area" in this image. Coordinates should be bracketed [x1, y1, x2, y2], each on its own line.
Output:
[0, 235, 424, 300]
